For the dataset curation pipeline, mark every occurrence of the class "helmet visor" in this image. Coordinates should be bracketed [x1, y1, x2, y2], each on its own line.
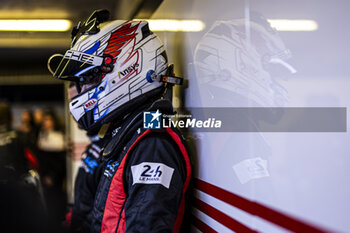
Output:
[50, 50, 104, 81]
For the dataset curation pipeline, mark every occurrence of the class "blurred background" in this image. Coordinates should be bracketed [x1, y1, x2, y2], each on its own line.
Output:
[0, 0, 349, 232]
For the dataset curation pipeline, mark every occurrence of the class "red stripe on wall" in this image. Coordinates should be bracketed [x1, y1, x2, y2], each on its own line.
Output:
[194, 178, 331, 233]
[194, 198, 259, 233]
[192, 215, 218, 233]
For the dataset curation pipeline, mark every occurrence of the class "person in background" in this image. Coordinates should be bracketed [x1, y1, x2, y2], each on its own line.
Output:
[0, 101, 46, 233]
[0, 102, 38, 177]
[37, 109, 67, 228]
[18, 109, 37, 146]
[33, 107, 44, 139]
[37, 110, 65, 152]
[18, 109, 34, 133]
[34, 107, 44, 128]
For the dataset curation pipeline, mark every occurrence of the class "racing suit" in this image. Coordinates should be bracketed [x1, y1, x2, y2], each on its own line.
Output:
[71, 136, 106, 232]
[90, 100, 192, 233]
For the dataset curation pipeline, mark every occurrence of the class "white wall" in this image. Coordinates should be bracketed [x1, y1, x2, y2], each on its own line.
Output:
[152, 0, 350, 232]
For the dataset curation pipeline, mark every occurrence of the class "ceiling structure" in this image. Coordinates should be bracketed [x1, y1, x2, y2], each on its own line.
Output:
[0, 0, 349, 97]
[0, 0, 116, 86]
[0, 0, 164, 86]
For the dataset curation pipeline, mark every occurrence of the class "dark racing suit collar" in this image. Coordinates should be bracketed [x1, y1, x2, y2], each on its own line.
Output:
[102, 99, 174, 159]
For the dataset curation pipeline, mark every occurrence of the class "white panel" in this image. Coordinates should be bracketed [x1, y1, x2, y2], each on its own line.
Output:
[152, 0, 349, 232]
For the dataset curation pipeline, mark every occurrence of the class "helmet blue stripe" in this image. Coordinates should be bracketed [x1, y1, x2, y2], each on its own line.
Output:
[84, 41, 101, 54]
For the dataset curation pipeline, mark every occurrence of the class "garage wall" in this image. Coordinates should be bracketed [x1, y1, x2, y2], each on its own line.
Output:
[151, 0, 350, 232]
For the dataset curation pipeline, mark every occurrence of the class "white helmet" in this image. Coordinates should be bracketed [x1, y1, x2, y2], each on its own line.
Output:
[194, 13, 296, 107]
[49, 10, 170, 132]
